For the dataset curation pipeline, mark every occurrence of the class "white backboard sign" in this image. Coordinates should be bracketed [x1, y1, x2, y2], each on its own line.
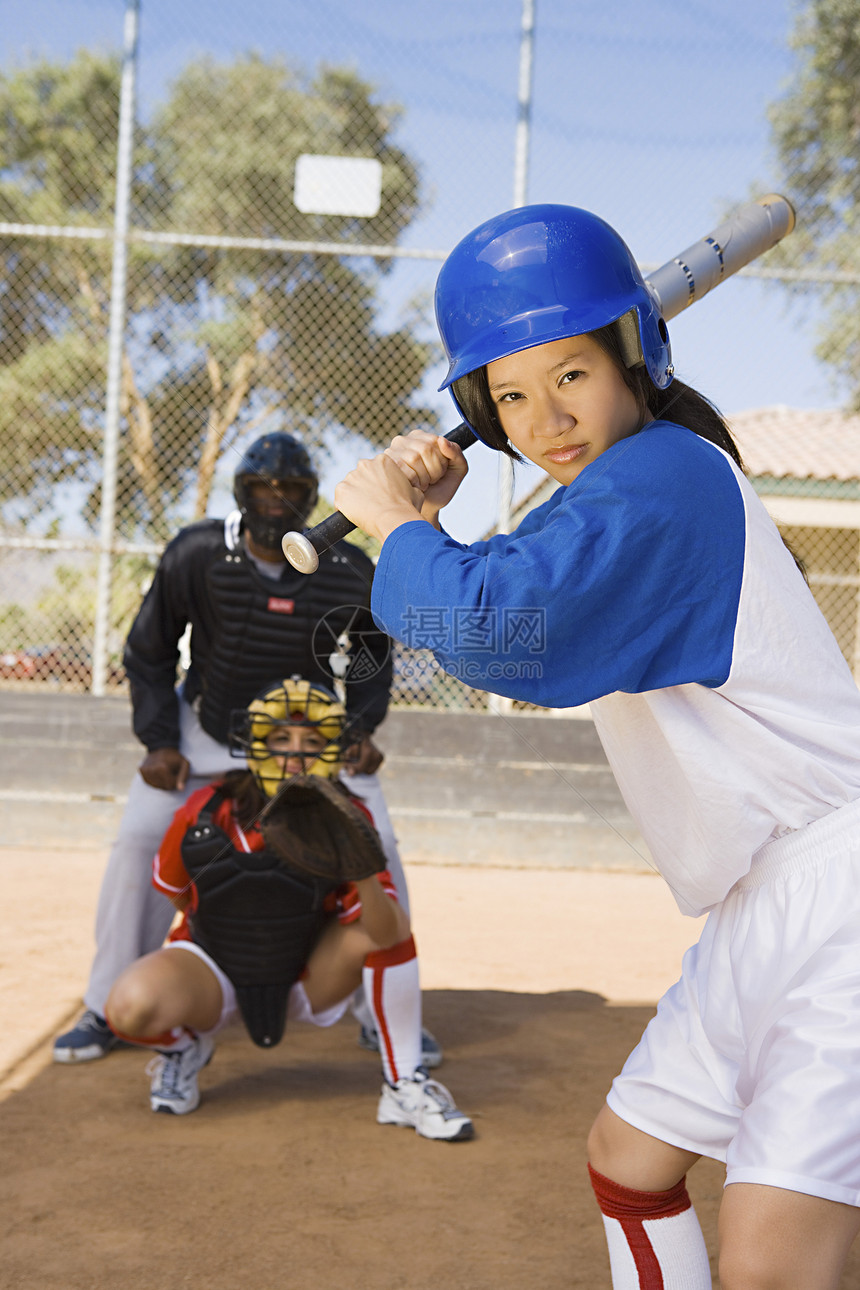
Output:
[294, 154, 383, 217]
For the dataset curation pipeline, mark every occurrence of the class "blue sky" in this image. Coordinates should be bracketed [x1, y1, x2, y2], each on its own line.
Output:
[1, 0, 834, 538]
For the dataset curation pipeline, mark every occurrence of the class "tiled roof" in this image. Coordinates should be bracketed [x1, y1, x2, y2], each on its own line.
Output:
[727, 406, 860, 482]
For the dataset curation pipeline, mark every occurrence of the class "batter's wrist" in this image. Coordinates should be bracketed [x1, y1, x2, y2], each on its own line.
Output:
[373, 503, 428, 543]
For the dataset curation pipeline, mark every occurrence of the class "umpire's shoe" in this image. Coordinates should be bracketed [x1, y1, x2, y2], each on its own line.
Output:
[53, 1009, 130, 1063]
[377, 1070, 474, 1142]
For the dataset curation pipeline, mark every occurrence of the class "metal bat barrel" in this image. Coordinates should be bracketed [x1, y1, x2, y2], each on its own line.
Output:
[281, 421, 477, 574]
[283, 193, 796, 573]
[645, 194, 795, 320]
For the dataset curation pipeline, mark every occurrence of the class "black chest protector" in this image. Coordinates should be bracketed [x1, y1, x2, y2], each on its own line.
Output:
[181, 788, 337, 1048]
[198, 549, 370, 744]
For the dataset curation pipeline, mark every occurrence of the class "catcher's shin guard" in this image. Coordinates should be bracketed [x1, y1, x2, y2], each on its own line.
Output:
[362, 936, 422, 1085]
[588, 1165, 711, 1289]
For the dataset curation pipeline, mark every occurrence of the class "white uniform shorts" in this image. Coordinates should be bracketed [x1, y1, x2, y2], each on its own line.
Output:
[166, 941, 350, 1035]
[607, 795, 860, 1207]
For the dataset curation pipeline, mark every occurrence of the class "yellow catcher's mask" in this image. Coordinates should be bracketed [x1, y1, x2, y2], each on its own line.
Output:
[229, 676, 348, 796]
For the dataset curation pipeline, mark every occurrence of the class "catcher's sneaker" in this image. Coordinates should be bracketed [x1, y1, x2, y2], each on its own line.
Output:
[377, 1070, 474, 1142]
[53, 1009, 130, 1064]
[147, 1033, 215, 1116]
[358, 1024, 443, 1070]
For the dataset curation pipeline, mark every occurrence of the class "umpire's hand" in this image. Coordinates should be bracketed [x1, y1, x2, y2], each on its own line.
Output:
[139, 747, 190, 791]
[344, 735, 384, 776]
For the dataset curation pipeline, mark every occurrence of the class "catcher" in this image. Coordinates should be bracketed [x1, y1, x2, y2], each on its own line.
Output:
[104, 676, 473, 1142]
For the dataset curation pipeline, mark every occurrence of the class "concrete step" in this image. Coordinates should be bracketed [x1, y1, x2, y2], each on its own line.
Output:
[0, 689, 650, 869]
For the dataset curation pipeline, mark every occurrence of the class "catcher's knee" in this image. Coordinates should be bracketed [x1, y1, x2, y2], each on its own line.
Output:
[373, 904, 411, 949]
[105, 972, 160, 1037]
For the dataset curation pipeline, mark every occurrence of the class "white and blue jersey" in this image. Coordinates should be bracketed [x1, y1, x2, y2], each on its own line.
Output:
[372, 421, 860, 916]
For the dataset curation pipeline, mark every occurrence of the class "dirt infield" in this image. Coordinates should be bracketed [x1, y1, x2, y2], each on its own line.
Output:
[2, 853, 859, 1289]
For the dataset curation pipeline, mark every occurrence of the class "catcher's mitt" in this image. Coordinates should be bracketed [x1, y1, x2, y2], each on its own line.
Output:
[259, 775, 388, 883]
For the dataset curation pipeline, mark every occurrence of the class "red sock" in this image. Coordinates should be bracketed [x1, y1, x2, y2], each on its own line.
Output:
[362, 936, 422, 1084]
[588, 1164, 711, 1288]
[104, 1011, 193, 1052]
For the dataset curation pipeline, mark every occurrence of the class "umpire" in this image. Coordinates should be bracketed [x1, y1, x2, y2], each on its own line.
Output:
[54, 431, 438, 1066]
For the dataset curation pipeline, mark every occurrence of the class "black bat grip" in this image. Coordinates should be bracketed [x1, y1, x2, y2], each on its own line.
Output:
[282, 422, 477, 573]
[302, 508, 356, 556]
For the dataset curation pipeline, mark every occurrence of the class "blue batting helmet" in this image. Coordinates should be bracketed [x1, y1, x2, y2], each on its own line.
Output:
[434, 204, 673, 427]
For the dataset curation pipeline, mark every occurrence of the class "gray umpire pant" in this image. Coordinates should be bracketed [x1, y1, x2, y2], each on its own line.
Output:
[83, 697, 408, 1018]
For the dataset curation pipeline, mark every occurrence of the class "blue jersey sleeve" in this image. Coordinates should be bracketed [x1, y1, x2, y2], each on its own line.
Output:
[461, 482, 568, 559]
[371, 423, 746, 708]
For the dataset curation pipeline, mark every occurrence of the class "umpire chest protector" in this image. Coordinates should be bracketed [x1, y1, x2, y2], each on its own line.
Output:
[198, 548, 369, 744]
[181, 788, 336, 1047]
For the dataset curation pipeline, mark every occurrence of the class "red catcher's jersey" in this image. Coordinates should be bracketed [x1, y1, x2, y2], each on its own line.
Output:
[153, 780, 397, 942]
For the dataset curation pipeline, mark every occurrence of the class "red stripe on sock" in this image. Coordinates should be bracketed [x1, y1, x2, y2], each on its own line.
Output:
[366, 935, 417, 1083]
[617, 1216, 664, 1289]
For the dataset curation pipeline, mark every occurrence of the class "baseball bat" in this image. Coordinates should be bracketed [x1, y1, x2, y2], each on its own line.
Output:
[283, 193, 795, 574]
[283, 421, 477, 574]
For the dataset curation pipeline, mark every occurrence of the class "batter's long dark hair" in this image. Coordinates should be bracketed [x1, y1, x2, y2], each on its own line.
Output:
[451, 320, 745, 471]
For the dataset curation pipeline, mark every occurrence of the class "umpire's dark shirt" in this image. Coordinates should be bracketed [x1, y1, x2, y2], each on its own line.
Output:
[123, 517, 393, 751]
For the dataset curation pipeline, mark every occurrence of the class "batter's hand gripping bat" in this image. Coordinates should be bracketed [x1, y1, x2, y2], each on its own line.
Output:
[282, 193, 795, 574]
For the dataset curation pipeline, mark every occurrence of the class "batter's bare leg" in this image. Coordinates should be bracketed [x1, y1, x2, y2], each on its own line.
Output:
[588, 1104, 701, 1190]
[718, 1184, 860, 1290]
[587, 1105, 710, 1288]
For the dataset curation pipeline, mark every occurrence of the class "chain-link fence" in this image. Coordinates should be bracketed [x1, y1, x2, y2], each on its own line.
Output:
[1, 0, 859, 706]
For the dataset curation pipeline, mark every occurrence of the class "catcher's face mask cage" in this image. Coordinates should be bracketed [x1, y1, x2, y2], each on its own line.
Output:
[230, 677, 348, 795]
[233, 431, 319, 550]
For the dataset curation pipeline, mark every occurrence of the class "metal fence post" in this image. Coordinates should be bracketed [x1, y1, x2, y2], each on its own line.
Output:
[91, 0, 140, 695]
[490, 0, 536, 719]
[495, 0, 536, 544]
[513, 0, 535, 211]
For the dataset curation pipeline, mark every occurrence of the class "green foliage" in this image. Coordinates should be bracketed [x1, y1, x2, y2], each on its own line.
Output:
[152, 56, 419, 246]
[0, 49, 437, 539]
[0, 332, 104, 509]
[0, 50, 123, 226]
[767, 0, 860, 407]
[0, 550, 152, 677]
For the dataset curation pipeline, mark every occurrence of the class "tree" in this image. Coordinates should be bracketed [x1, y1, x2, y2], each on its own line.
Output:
[0, 51, 438, 540]
[766, 0, 860, 408]
[0, 52, 131, 520]
[0, 550, 152, 673]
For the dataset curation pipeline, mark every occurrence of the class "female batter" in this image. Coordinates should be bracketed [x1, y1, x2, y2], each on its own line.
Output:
[334, 204, 860, 1288]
